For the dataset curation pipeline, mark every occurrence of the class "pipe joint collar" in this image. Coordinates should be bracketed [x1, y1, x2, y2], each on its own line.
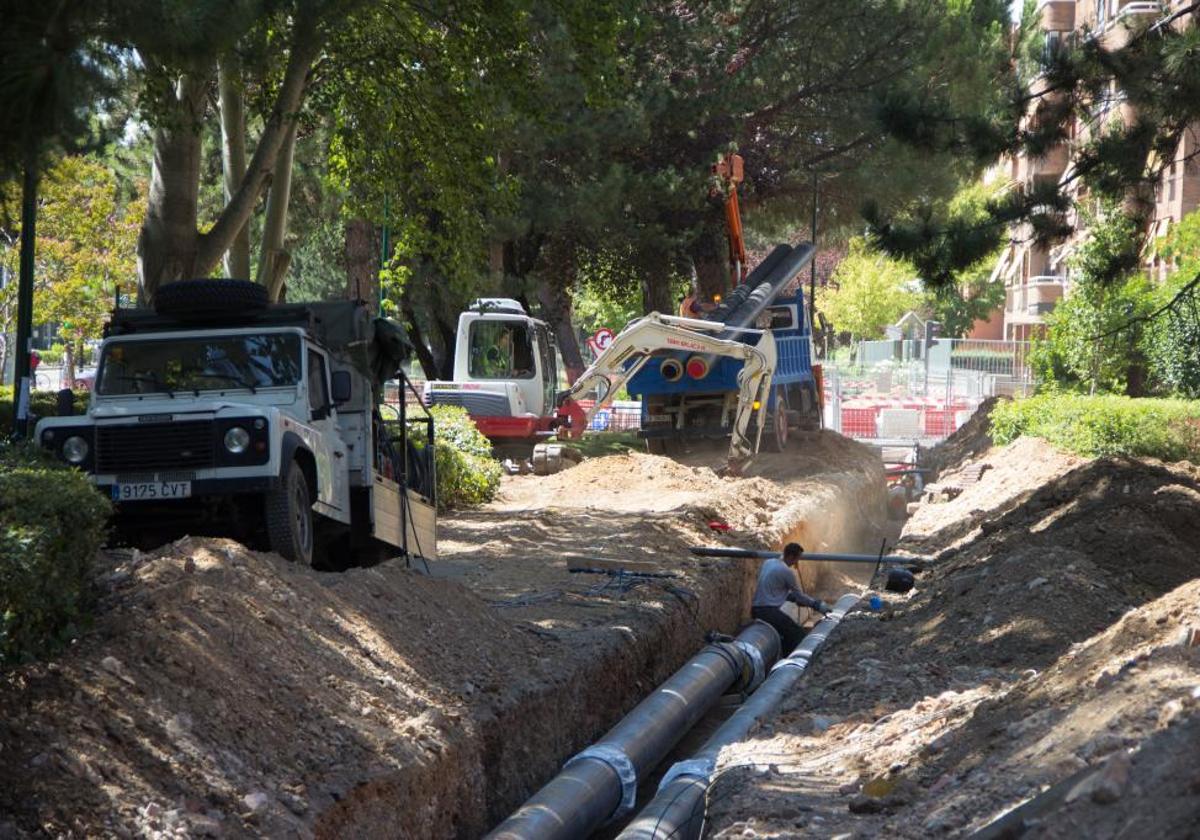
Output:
[567, 743, 638, 821]
[770, 650, 814, 674]
[657, 756, 716, 792]
[732, 639, 766, 690]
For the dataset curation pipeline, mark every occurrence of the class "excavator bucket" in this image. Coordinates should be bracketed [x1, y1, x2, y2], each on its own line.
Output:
[554, 399, 588, 440]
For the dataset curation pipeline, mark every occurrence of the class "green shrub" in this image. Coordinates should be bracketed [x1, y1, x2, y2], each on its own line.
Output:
[0, 443, 111, 664]
[991, 394, 1200, 461]
[38, 344, 65, 366]
[0, 386, 90, 434]
[426, 405, 502, 510]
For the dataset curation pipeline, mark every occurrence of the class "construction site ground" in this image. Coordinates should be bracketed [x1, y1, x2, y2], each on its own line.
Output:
[0, 431, 886, 839]
[705, 410, 1200, 838]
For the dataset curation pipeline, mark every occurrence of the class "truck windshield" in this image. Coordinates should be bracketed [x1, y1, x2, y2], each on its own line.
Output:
[468, 320, 536, 379]
[97, 334, 303, 396]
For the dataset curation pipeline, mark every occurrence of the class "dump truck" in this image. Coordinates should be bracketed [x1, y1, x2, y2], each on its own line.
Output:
[627, 242, 822, 454]
[34, 279, 437, 569]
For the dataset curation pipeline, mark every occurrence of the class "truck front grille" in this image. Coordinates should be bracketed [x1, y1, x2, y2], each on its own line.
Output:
[96, 421, 216, 473]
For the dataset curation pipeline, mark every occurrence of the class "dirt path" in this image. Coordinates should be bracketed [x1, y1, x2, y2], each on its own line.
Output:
[703, 433, 1200, 838]
[0, 432, 886, 839]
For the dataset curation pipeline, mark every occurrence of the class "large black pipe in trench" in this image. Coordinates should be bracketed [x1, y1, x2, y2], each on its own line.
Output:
[616, 593, 862, 840]
[486, 620, 781, 840]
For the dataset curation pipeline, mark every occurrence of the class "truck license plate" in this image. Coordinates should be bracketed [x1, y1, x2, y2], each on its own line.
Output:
[111, 481, 192, 501]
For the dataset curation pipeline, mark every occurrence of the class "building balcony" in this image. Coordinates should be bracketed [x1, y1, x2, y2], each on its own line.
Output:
[1005, 276, 1065, 325]
[1100, 2, 1164, 48]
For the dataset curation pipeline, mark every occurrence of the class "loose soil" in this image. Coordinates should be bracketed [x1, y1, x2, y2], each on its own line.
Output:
[704, 430, 1200, 838]
[0, 432, 885, 839]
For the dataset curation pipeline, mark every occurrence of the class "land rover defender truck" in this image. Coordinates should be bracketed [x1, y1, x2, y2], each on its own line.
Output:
[34, 280, 437, 569]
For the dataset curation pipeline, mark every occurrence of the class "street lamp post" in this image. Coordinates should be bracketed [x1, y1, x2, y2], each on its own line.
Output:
[11, 151, 38, 439]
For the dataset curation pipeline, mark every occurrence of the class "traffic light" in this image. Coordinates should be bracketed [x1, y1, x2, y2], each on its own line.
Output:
[924, 320, 942, 349]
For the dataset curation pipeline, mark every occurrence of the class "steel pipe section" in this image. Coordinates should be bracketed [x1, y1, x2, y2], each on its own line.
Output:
[487, 621, 781, 840]
[487, 625, 780, 839]
[617, 593, 861, 840]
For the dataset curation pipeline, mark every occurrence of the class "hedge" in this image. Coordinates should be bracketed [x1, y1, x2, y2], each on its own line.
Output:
[0, 386, 90, 434]
[1, 444, 111, 664]
[991, 394, 1200, 462]
[426, 404, 502, 510]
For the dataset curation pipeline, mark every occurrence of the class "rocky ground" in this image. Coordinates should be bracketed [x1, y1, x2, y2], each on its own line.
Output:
[705, 420, 1200, 838]
[0, 432, 884, 839]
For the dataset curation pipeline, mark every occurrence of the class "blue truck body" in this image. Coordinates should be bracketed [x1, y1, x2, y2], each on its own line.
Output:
[627, 289, 820, 443]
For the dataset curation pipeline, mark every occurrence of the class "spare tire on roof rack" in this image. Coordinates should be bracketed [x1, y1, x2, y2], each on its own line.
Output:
[154, 279, 269, 318]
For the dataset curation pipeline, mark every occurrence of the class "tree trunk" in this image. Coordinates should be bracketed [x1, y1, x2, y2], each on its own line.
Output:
[432, 309, 457, 379]
[535, 252, 584, 383]
[63, 341, 75, 389]
[688, 225, 728, 301]
[344, 218, 377, 306]
[259, 119, 299, 301]
[193, 19, 322, 277]
[401, 296, 439, 380]
[218, 54, 251, 279]
[137, 74, 207, 303]
[640, 249, 675, 315]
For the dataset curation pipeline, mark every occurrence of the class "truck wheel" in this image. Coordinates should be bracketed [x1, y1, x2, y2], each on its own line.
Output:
[266, 460, 314, 566]
[797, 384, 822, 432]
[764, 387, 789, 452]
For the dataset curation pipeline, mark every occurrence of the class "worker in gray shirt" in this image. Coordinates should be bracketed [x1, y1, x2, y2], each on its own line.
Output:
[751, 542, 830, 654]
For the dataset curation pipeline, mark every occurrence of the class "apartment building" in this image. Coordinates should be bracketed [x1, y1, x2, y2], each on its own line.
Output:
[990, 0, 1200, 341]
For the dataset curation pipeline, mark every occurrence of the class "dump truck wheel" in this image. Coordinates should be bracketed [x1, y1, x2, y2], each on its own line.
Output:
[796, 384, 822, 431]
[764, 387, 789, 452]
[266, 459, 314, 566]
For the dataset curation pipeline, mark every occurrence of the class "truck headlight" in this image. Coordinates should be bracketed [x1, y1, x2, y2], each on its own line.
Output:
[224, 426, 250, 454]
[62, 435, 89, 464]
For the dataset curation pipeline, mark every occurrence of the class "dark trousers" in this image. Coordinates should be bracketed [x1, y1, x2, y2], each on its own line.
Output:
[752, 605, 807, 656]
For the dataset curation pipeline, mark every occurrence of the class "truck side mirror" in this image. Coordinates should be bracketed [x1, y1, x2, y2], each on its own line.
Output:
[331, 370, 352, 404]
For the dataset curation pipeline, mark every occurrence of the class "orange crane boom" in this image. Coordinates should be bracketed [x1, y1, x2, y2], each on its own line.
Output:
[713, 153, 748, 286]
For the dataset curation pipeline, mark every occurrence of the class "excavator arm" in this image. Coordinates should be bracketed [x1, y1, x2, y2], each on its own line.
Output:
[547, 312, 776, 470]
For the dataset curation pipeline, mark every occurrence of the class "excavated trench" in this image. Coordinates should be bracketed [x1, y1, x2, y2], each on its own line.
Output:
[314, 453, 888, 839]
[0, 442, 889, 840]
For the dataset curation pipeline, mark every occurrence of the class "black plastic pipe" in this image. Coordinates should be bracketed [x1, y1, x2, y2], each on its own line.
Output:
[616, 593, 861, 840]
[707, 244, 793, 324]
[487, 621, 781, 840]
[690, 546, 913, 565]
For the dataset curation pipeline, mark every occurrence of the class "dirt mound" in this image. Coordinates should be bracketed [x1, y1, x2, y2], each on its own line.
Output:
[922, 396, 1006, 478]
[497, 451, 727, 512]
[496, 431, 882, 516]
[0, 537, 545, 838]
[904, 436, 1087, 557]
[704, 450, 1200, 838]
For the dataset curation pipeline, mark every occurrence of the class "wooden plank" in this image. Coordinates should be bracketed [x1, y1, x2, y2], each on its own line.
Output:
[372, 479, 404, 546]
[404, 493, 437, 560]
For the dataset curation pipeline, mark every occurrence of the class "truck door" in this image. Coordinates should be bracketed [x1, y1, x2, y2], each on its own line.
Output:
[306, 348, 348, 512]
